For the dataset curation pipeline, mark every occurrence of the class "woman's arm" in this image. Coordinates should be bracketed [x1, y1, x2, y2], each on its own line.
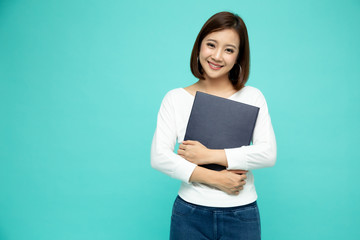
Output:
[189, 166, 247, 195]
[177, 140, 228, 166]
[224, 90, 277, 170]
[151, 91, 197, 183]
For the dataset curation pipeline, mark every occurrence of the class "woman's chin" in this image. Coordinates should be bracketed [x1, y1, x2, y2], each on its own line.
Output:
[203, 71, 228, 81]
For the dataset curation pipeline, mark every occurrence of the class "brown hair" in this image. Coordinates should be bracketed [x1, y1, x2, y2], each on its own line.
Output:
[190, 11, 250, 90]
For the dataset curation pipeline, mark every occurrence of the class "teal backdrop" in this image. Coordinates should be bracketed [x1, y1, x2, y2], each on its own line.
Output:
[1, 0, 359, 239]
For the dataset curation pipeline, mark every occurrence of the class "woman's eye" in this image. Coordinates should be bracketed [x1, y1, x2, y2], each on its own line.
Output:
[207, 43, 215, 48]
[226, 49, 235, 53]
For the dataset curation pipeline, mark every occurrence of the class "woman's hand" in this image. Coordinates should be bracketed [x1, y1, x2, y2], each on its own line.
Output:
[189, 166, 248, 195]
[214, 170, 247, 195]
[177, 140, 211, 165]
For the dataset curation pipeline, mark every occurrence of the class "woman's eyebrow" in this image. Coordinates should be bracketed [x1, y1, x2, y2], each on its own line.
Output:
[207, 39, 237, 49]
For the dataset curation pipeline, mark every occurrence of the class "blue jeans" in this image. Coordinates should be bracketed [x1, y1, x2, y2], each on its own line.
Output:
[170, 196, 261, 240]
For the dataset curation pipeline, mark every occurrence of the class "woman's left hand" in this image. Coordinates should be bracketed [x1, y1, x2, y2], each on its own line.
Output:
[177, 140, 211, 165]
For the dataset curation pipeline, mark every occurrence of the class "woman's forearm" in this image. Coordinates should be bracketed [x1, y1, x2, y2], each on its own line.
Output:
[189, 166, 247, 195]
[189, 166, 221, 186]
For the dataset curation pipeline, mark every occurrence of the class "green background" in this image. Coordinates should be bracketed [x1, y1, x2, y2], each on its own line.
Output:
[1, 0, 359, 239]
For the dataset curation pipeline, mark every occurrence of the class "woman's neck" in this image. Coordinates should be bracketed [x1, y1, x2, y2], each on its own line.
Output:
[195, 76, 235, 95]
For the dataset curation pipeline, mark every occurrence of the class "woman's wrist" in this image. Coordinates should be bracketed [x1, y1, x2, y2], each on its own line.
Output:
[189, 166, 222, 187]
[208, 149, 228, 167]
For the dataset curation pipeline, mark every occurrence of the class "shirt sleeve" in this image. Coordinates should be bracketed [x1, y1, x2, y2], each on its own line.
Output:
[224, 90, 277, 170]
[150, 91, 197, 183]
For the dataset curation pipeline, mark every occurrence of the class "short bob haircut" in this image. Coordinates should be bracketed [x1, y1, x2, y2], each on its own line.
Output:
[190, 11, 250, 90]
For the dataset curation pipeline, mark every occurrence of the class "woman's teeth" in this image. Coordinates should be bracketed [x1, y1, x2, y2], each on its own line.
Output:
[208, 62, 223, 69]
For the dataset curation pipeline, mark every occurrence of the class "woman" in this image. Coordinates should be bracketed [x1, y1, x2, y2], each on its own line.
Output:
[151, 11, 276, 240]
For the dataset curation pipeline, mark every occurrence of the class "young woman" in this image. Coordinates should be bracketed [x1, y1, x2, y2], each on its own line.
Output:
[151, 11, 277, 240]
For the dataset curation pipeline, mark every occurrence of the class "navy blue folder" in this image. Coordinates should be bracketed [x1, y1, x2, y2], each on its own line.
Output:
[184, 91, 260, 171]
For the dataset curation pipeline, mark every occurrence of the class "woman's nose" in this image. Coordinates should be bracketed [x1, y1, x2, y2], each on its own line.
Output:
[212, 49, 223, 61]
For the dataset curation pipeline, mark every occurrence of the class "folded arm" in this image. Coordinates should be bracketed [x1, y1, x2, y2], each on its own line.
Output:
[224, 92, 277, 170]
[150, 91, 197, 183]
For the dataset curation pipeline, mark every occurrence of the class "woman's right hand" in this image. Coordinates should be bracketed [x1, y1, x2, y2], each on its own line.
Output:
[214, 170, 247, 195]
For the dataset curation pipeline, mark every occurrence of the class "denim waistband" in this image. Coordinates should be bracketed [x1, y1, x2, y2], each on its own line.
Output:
[176, 195, 257, 212]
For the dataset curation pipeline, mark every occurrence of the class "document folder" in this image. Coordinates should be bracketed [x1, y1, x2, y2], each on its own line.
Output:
[184, 91, 260, 171]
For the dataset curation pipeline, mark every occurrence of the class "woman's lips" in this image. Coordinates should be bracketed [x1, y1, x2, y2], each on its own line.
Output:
[208, 61, 223, 70]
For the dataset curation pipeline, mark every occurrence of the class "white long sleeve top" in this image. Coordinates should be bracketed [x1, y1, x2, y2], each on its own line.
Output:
[151, 86, 277, 207]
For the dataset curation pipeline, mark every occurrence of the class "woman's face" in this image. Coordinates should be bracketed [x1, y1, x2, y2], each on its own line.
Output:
[199, 28, 240, 81]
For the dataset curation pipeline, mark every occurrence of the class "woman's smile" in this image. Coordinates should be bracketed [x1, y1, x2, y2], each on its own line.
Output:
[208, 61, 224, 70]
